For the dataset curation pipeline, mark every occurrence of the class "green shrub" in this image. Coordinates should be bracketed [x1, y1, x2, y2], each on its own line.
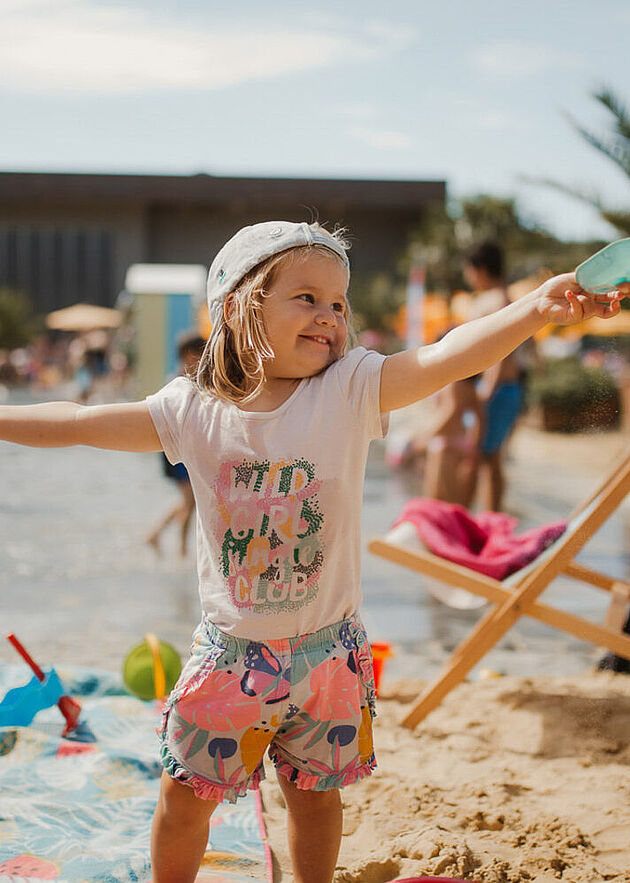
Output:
[528, 357, 621, 431]
[0, 288, 39, 349]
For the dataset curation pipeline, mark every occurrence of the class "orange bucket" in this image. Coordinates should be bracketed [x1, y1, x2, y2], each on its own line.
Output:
[369, 642, 393, 695]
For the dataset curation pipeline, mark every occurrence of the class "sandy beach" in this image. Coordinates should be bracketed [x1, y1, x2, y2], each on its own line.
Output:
[261, 671, 630, 882]
[1, 390, 629, 882]
[260, 422, 630, 883]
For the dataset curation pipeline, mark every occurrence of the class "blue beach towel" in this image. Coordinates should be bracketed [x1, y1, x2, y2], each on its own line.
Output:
[0, 666, 272, 883]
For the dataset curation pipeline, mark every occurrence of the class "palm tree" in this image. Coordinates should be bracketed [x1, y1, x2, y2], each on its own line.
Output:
[552, 87, 630, 236]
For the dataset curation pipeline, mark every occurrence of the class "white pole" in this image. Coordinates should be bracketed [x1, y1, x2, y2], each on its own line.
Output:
[406, 263, 425, 350]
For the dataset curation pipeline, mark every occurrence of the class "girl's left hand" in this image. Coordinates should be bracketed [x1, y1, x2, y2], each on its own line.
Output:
[536, 272, 629, 325]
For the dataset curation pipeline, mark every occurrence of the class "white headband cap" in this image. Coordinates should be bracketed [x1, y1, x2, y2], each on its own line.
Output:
[206, 221, 349, 323]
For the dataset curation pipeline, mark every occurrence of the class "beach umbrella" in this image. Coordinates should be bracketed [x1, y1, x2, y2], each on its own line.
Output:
[46, 302, 123, 332]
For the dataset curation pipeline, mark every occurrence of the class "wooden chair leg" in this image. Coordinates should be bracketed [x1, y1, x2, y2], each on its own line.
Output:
[604, 583, 630, 633]
[403, 590, 630, 729]
[402, 601, 519, 729]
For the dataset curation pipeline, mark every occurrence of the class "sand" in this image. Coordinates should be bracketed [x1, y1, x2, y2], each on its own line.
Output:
[260, 671, 630, 883]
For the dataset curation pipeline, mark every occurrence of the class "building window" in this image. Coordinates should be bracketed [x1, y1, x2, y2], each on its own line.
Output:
[0, 227, 114, 313]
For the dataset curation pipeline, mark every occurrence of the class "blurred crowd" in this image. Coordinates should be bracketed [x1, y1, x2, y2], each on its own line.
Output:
[0, 323, 134, 403]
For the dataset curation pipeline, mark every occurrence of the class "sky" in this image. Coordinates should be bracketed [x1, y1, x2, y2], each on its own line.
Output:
[2, 0, 629, 242]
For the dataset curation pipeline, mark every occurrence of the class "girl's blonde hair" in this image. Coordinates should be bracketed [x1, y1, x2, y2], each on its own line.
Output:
[196, 226, 353, 405]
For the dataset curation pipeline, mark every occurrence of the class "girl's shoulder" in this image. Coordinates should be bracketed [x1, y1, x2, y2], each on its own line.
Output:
[158, 375, 225, 406]
[323, 345, 386, 388]
[152, 374, 196, 402]
[317, 346, 387, 440]
[147, 375, 208, 426]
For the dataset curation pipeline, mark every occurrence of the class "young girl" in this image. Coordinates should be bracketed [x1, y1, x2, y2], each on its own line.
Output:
[0, 220, 624, 883]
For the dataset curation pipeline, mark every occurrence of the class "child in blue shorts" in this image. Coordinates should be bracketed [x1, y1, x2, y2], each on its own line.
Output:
[0, 221, 625, 883]
[146, 333, 206, 557]
[464, 241, 527, 510]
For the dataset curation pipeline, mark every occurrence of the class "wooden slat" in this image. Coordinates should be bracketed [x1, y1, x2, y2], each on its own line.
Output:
[368, 539, 509, 602]
[563, 561, 630, 594]
[369, 540, 630, 638]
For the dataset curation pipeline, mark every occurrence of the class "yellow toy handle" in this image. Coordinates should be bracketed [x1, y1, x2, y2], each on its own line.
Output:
[144, 632, 166, 700]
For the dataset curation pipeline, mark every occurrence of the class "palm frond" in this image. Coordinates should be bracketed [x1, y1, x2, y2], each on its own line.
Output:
[600, 209, 630, 236]
[594, 87, 630, 141]
[565, 108, 630, 178]
[522, 175, 630, 236]
[576, 125, 630, 177]
[521, 174, 603, 209]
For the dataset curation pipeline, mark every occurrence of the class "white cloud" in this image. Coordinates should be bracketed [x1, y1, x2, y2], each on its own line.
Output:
[428, 92, 527, 134]
[455, 97, 527, 132]
[471, 39, 578, 78]
[361, 19, 417, 47]
[475, 110, 524, 131]
[337, 101, 379, 120]
[0, 0, 402, 94]
[351, 126, 411, 150]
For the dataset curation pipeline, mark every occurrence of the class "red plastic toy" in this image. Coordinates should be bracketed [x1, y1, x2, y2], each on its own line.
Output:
[6, 633, 81, 735]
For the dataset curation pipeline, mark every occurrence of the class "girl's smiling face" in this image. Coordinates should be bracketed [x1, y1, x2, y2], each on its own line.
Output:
[260, 250, 350, 386]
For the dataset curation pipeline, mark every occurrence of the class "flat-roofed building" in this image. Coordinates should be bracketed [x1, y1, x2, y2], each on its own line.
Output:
[0, 171, 445, 313]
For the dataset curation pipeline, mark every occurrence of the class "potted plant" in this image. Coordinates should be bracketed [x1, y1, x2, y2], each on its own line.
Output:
[528, 357, 621, 432]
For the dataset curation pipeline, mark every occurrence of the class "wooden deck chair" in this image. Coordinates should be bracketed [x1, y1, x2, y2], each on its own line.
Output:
[368, 446, 630, 729]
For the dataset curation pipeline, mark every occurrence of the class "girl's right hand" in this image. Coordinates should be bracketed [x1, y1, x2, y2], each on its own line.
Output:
[535, 272, 625, 326]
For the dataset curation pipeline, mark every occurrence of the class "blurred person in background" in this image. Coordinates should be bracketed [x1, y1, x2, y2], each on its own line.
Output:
[69, 331, 111, 403]
[146, 333, 206, 557]
[397, 330, 484, 506]
[463, 241, 525, 512]
[422, 372, 483, 507]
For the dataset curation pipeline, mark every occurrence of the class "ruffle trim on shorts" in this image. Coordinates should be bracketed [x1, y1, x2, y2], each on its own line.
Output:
[271, 752, 377, 792]
[158, 738, 264, 805]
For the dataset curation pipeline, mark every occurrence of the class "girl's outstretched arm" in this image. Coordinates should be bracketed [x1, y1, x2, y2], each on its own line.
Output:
[0, 400, 162, 452]
[379, 272, 626, 413]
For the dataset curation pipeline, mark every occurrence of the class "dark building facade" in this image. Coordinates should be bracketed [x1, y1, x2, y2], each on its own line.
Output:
[0, 171, 445, 313]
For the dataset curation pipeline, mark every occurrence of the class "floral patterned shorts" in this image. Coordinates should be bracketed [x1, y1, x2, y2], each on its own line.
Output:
[159, 613, 377, 804]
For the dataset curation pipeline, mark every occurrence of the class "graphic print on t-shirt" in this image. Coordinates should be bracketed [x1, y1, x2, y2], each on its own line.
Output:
[212, 458, 324, 615]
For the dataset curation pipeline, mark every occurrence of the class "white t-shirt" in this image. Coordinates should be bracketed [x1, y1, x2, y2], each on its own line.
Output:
[146, 346, 387, 640]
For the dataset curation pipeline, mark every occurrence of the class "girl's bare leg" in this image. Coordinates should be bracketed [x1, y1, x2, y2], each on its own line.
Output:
[151, 772, 218, 883]
[459, 454, 479, 509]
[277, 774, 342, 883]
[146, 504, 180, 553]
[147, 481, 194, 555]
[481, 450, 504, 511]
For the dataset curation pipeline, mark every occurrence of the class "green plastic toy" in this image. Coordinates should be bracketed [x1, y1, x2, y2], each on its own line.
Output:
[122, 633, 182, 701]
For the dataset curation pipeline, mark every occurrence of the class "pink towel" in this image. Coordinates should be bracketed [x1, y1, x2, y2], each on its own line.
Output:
[394, 498, 567, 581]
